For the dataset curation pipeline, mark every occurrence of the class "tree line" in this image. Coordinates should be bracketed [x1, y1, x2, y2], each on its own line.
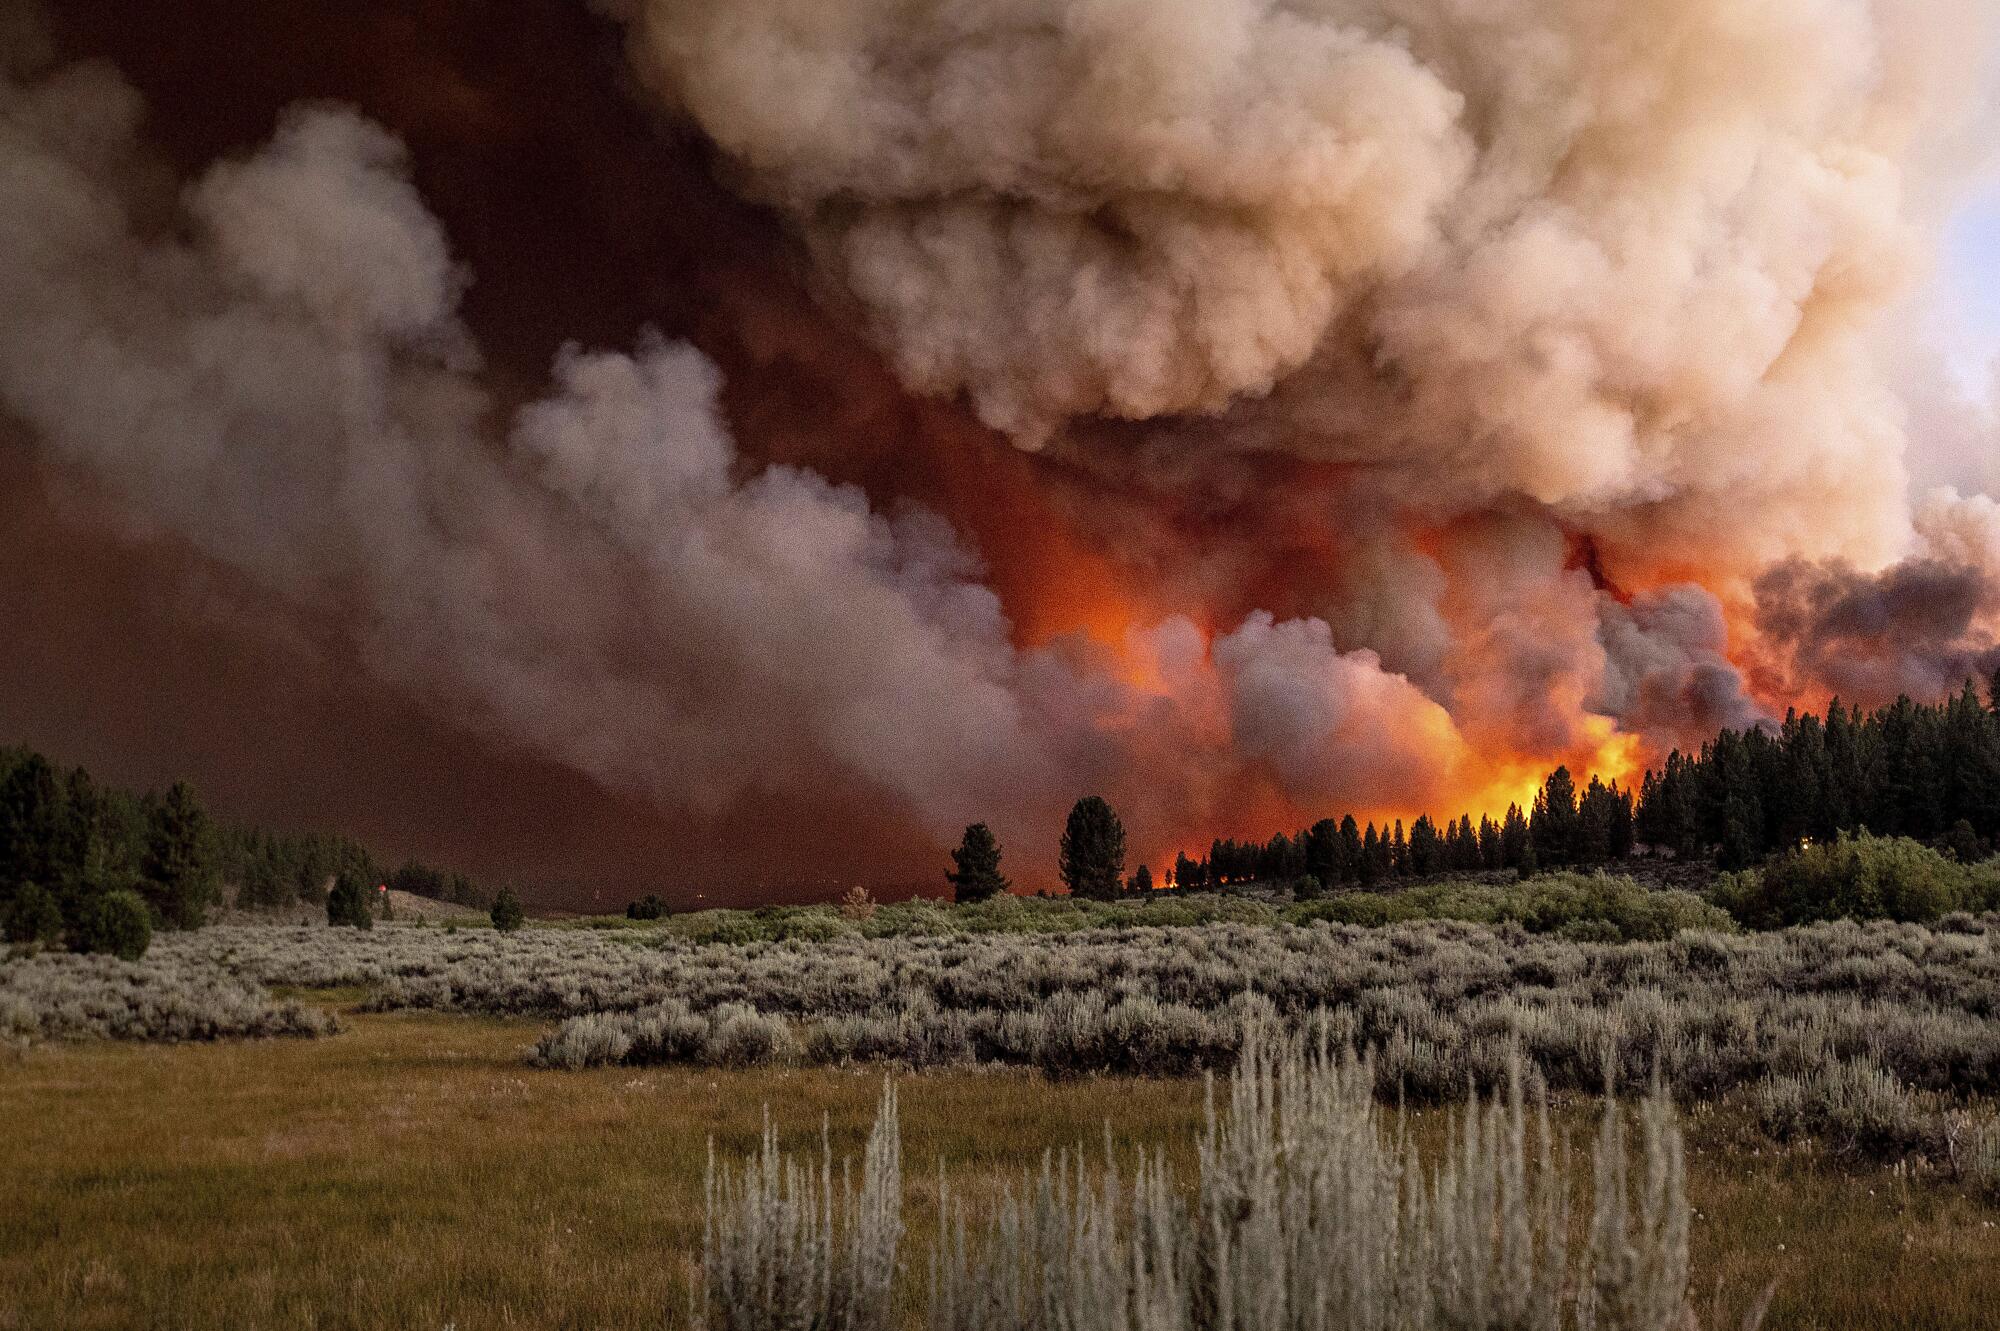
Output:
[0, 744, 495, 955]
[944, 678, 2000, 901]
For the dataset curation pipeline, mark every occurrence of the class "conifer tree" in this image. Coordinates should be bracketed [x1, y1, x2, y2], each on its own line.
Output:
[1575, 776, 1614, 865]
[1408, 814, 1442, 876]
[490, 884, 525, 932]
[1530, 767, 1579, 867]
[326, 871, 373, 929]
[1478, 814, 1501, 869]
[1059, 796, 1126, 900]
[945, 823, 1010, 903]
[1303, 819, 1341, 886]
[75, 888, 151, 960]
[1608, 783, 1635, 860]
[3, 881, 61, 945]
[0, 752, 60, 905]
[1500, 804, 1530, 870]
[1338, 815, 1363, 882]
[1455, 814, 1479, 869]
[140, 781, 219, 930]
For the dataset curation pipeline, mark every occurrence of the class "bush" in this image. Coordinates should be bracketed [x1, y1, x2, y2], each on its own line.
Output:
[71, 889, 152, 961]
[491, 885, 525, 932]
[626, 894, 667, 921]
[840, 886, 877, 923]
[1755, 1055, 1940, 1160]
[703, 1045, 1721, 1331]
[1284, 873, 1730, 941]
[4, 882, 62, 946]
[326, 873, 374, 930]
[1715, 832, 1980, 928]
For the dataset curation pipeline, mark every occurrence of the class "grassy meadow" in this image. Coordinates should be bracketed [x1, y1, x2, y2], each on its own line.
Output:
[5, 999, 2000, 1331]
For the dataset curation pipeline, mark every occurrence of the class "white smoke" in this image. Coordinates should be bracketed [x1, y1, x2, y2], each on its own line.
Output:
[625, 0, 1997, 582]
[0, 42, 1480, 863]
[10, 0, 1998, 886]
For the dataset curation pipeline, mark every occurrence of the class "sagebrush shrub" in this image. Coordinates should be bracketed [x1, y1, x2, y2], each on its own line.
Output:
[1755, 1055, 1940, 1160]
[704, 1043, 1749, 1331]
[702, 1081, 901, 1331]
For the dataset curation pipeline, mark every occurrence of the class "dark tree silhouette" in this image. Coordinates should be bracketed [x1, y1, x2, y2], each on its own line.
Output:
[946, 822, 1010, 903]
[1060, 796, 1126, 900]
[490, 884, 525, 932]
[141, 781, 219, 930]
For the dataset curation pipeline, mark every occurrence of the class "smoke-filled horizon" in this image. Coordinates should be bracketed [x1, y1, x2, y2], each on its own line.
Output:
[3, 0, 1998, 904]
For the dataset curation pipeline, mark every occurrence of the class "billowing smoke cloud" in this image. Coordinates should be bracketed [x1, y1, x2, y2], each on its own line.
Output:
[622, 0, 1994, 578]
[1752, 488, 2000, 707]
[0, 33, 1486, 876]
[6, 0, 1999, 894]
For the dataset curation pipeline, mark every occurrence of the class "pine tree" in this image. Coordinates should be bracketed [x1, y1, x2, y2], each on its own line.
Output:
[1128, 864, 1155, 895]
[74, 888, 151, 960]
[1455, 814, 1480, 870]
[0, 752, 60, 905]
[1408, 814, 1442, 876]
[3, 881, 62, 945]
[1303, 819, 1341, 885]
[1530, 767, 1579, 867]
[1575, 776, 1614, 865]
[140, 781, 219, 930]
[1172, 851, 1203, 892]
[326, 871, 374, 929]
[1059, 796, 1126, 900]
[1479, 814, 1501, 870]
[1358, 824, 1380, 886]
[1339, 815, 1363, 882]
[945, 823, 1010, 903]
[1608, 783, 1635, 860]
[1500, 804, 1530, 870]
[490, 884, 525, 932]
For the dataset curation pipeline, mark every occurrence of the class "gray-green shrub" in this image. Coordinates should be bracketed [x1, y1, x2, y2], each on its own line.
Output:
[1754, 1055, 1940, 1160]
[703, 1043, 1754, 1331]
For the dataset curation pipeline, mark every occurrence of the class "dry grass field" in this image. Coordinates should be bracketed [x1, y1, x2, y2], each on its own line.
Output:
[4, 998, 1999, 1331]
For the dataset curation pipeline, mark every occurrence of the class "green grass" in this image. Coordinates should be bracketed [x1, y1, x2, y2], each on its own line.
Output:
[3, 1007, 1998, 1330]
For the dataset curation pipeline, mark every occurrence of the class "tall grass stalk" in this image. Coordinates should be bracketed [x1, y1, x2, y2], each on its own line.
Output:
[701, 1081, 902, 1331]
[704, 1044, 1756, 1331]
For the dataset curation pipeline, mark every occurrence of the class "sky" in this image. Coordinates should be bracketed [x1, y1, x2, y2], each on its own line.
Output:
[1939, 184, 2000, 397]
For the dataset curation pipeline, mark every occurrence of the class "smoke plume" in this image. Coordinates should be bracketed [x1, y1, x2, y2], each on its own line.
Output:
[3, 0, 1999, 897]
[622, 0, 1989, 573]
